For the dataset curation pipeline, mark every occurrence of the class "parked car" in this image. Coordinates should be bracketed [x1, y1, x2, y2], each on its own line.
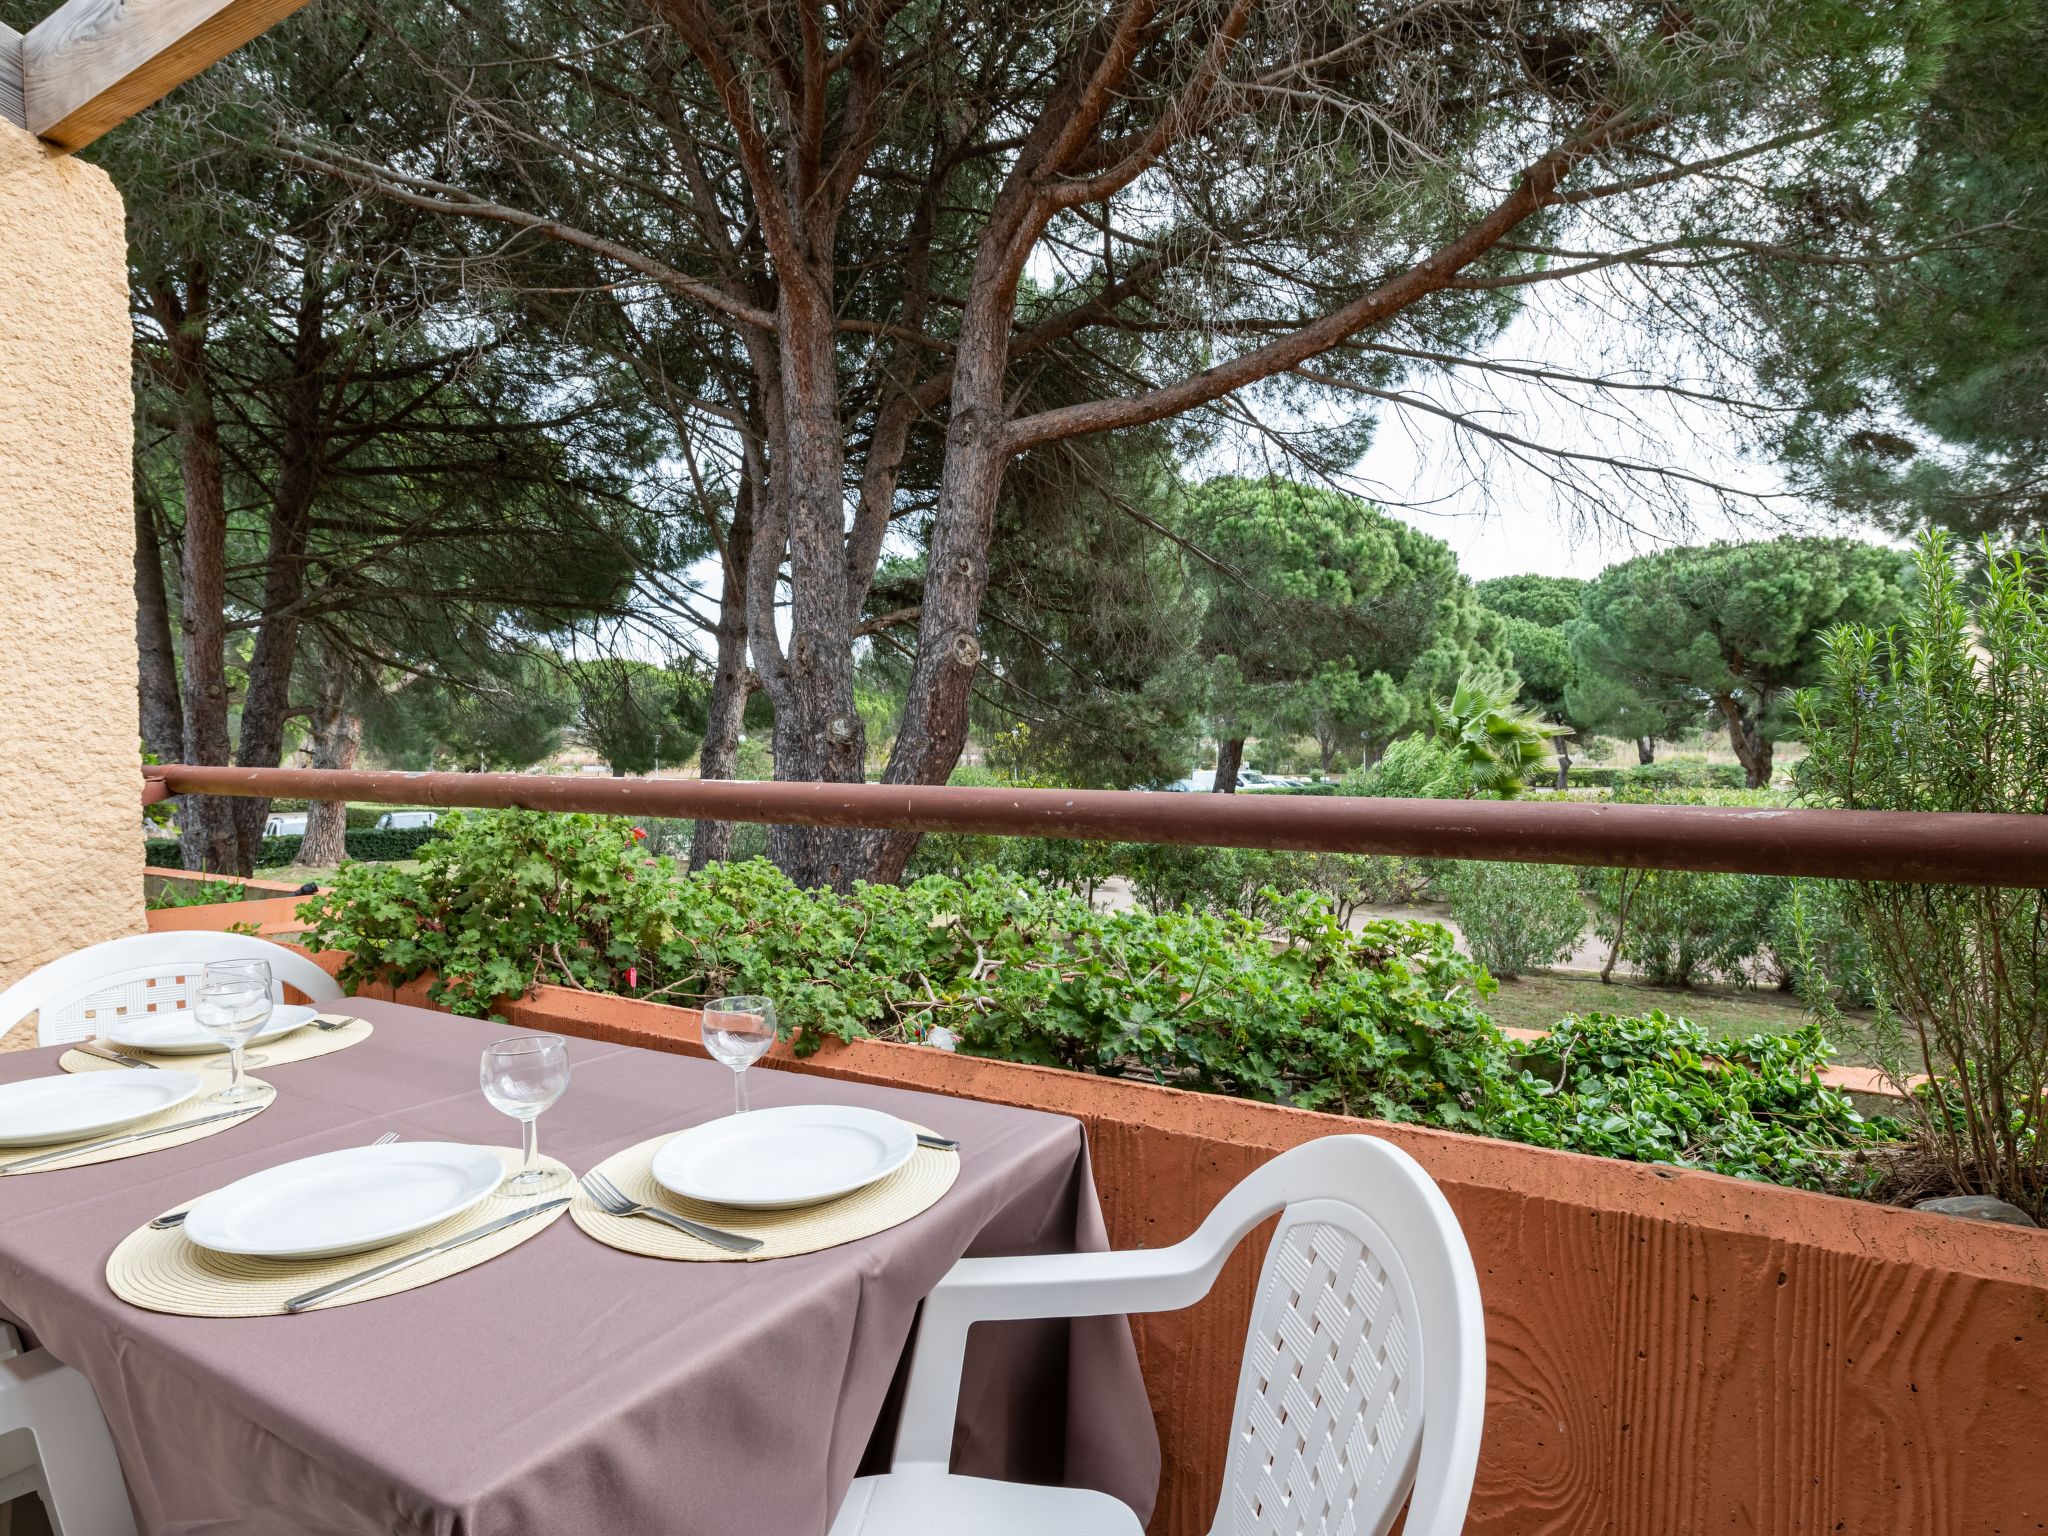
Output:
[375, 810, 441, 831]
[263, 812, 308, 838]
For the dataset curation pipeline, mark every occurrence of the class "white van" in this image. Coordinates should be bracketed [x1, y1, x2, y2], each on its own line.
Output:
[375, 810, 441, 831]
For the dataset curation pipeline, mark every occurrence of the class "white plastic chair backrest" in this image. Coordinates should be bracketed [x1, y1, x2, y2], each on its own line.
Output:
[1196, 1136, 1484, 1536]
[0, 932, 343, 1047]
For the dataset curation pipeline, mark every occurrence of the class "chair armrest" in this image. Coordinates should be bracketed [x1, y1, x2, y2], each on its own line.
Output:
[891, 1236, 1231, 1470]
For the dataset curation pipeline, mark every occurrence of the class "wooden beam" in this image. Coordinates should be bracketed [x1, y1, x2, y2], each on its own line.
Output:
[23, 0, 312, 151]
[0, 23, 23, 131]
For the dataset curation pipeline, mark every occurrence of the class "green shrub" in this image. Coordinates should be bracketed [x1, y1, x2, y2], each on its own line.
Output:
[1119, 843, 1280, 917]
[1797, 533, 2048, 1216]
[1437, 861, 1587, 979]
[1492, 1011, 1893, 1190]
[145, 877, 247, 910]
[147, 824, 445, 871]
[1342, 735, 1462, 799]
[1765, 879, 1878, 1008]
[296, 808, 1905, 1194]
[1565, 760, 1750, 791]
[1590, 868, 1775, 987]
[296, 810, 1506, 1124]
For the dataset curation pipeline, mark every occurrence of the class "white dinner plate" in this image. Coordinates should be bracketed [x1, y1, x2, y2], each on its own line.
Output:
[182, 1141, 504, 1259]
[651, 1105, 918, 1210]
[0, 1070, 203, 1147]
[107, 1003, 319, 1055]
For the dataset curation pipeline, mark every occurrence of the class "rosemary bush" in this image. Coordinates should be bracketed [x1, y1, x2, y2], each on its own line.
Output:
[1797, 533, 2048, 1216]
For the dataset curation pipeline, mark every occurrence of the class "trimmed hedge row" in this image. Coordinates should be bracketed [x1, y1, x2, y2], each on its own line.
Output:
[145, 825, 445, 870]
[1567, 760, 1751, 790]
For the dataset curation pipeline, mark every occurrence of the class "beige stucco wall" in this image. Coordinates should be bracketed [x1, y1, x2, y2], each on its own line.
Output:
[0, 117, 141, 991]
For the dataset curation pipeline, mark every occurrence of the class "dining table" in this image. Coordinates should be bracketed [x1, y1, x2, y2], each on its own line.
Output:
[0, 998, 1161, 1535]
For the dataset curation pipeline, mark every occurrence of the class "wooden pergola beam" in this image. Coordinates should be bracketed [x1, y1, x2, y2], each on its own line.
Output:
[22, 0, 312, 151]
[0, 23, 24, 130]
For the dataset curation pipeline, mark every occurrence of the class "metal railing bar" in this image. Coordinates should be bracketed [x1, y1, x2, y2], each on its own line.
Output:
[142, 765, 2048, 888]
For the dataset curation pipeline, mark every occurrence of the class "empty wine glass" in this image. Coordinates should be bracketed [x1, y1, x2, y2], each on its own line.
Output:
[703, 995, 776, 1114]
[192, 960, 274, 1105]
[481, 1034, 570, 1193]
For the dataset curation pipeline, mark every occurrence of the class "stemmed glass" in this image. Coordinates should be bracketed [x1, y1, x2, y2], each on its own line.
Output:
[480, 1035, 571, 1193]
[703, 996, 776, 1114]
[191, 960, 273, 1105]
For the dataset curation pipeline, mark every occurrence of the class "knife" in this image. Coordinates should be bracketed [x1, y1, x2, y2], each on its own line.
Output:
[916, 1134, 959, 1151]
[0, 1102, 267, 1173]
[75, 1041, 161, 1070]
[284, 1198, 569, 1313]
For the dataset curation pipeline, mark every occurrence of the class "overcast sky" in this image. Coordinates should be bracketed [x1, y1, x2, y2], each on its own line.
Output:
[1322, 297, 1880, 583]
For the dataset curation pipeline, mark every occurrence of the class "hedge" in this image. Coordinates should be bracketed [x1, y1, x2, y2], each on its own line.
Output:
[145, 825, 445, 870]
[1566, 760, 1751, 790]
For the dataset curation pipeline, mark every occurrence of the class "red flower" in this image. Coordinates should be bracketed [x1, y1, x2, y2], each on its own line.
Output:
[625, 966, 638, 989]
[630, 827, 646, 841]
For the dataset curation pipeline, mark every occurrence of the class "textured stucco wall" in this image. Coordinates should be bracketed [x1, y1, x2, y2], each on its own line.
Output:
[0, 118, 141, 989]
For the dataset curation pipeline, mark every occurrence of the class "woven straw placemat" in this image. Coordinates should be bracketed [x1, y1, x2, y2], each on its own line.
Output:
[0, 1079, 276, 1176]
[571, 1126, 960, 1262]
[108, 1149, 573, 1316]
[62, 1013, 373, 1075]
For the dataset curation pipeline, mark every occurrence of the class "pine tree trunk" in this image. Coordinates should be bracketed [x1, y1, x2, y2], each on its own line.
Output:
[1636, 736, 1655, 765]
[871, 433, 1004, 879]
[1553, 735, 1572, 791]
[750, 289, 868, 890]
[299, 660, 358, 868]
[166, 285, 244, 876]
[690, 481, 753, 871]
[1714, 693, 1774, 788]
[1718, 698, 1771, 786]
[866, 205, 1038, 885]
[1213, 736, 1246, 794]
[134, 492, 184, 766]
[229, 316, 325, 859]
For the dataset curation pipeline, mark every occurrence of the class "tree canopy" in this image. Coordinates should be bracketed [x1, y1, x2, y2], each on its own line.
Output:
[1754, 0, 2048, 540]
[1570, 537, 1909, 785]
[263, 0, 1940, 883]
[57, 8, 691, 874]
[1182, 478, 1482, 789]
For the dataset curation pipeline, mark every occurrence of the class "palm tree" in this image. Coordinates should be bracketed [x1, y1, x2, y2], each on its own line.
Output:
[1429, 670, 1570, 798]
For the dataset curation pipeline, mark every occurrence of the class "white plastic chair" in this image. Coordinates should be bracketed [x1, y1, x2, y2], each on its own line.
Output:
[830, 1134, 1485, 1536]
[0, 932, 342, 1048]
[0, 1325, 137, 1534]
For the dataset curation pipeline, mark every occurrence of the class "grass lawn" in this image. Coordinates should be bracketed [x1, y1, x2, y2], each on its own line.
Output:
[1485, 969, 1879, 1066]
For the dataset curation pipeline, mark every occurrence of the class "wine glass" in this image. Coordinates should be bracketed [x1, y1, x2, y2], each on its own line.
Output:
[191, 960, 273, 1105]
[703, 995, 776, 1114]
[480, 1035, 570, 1193]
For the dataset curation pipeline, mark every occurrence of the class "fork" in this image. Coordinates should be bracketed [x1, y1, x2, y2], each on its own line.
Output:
[77, 1041, 159, 1070]
[311, 1015, 358, 1032]
[580, 1170, 763, 1254]
[148, 1131, 400, 1230]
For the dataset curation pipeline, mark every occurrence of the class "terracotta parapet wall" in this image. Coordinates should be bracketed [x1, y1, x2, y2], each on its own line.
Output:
[185, 908, 2048, 1533]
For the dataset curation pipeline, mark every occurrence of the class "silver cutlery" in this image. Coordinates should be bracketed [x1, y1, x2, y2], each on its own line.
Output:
[310, 1015, 358, 1033]
[283, 1197, 569, 1313]
[579, 1170, 763, 1254]
[916, 1134, 959, 1152]
[149, 1131, 399, 1230]
[77, 1041, 159, 1070]
[0, 1102, 268, 1173]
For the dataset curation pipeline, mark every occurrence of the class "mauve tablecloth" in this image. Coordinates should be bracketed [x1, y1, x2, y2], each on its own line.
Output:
[0, 1000, 1160, 1535]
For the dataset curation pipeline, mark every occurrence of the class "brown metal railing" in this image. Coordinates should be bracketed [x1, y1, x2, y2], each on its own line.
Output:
[143, 764, 2048, 887]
